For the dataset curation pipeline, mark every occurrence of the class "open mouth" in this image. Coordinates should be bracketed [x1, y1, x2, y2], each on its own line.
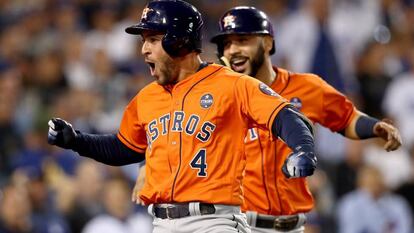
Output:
[230, 57, 248, 73]
[147, 62, 156, 76]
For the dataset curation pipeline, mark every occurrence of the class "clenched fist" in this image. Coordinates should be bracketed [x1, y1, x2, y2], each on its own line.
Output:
[48, 118, 77, 149]
[282, 145, 317, 178]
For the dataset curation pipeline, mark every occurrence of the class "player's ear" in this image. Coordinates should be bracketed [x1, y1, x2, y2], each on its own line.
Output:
[263, 35, 273, 54]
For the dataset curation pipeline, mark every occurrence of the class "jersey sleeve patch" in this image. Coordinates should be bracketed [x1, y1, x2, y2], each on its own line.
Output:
[259, 82, 281, 97]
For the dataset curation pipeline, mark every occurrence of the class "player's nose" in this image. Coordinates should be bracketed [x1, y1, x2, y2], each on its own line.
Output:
[141, 41, 151, 55]
[227, 42, 241, 55]
[224, 41, 240, 56]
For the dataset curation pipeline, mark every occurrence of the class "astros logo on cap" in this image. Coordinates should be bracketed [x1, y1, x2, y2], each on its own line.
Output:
[223, 14, 236, 28]
[141, 7, 153, 20]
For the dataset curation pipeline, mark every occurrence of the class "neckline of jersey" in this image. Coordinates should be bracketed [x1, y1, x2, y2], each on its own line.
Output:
[271, 66, 290, 94]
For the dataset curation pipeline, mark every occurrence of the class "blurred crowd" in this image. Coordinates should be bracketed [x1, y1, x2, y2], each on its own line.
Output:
[0, 0, 413, 232]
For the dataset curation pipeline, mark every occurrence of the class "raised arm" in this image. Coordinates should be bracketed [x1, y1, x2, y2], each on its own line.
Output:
[48, 118, 145, 166]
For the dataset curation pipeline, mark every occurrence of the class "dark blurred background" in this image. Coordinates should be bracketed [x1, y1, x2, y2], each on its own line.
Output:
[0, 0, 413, 232]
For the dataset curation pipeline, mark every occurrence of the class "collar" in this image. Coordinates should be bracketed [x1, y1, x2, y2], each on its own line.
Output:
[197, 61, 209, 71]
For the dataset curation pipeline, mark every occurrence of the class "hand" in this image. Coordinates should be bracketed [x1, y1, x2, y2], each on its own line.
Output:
[48, 118, 77, 149]
[131, 165, 146, 205]
[373, 119, 402, 152]
[282, 146, 317, 178]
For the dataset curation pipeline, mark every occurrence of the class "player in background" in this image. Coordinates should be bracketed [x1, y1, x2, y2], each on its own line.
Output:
[47, 1, 317, 233]
[208, 6, 402, 233]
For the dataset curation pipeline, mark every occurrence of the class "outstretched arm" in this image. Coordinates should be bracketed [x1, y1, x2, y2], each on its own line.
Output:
[48, 118, 145, 166]
[342, 111, 402, 151]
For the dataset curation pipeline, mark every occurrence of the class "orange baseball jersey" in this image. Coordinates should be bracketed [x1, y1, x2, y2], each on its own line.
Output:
[117, 64, 290, 205]
[242, 67, 357, 215]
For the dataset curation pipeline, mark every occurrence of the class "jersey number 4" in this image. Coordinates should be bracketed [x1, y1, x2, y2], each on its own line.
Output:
[190, 149, 207, 177]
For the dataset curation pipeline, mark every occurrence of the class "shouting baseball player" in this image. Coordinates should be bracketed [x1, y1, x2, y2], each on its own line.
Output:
[209, 6, 402, 233]
[47, 1, 317, 233]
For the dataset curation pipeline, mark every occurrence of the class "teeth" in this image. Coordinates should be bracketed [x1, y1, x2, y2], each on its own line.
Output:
[231, 58, 247, 66]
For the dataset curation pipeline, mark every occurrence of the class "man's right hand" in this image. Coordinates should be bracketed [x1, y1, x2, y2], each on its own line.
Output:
[48, 118, 77, 149]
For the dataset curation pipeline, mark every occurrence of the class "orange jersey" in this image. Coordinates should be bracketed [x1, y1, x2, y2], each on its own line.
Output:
[117, 64, 290, 205]
[242, 67, 357, 215]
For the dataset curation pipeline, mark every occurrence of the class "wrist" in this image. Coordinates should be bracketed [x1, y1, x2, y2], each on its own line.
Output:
[372, 122, 381, 136]
[294, 144, 314, 154]
[70, 130, 82, 151]
[355, 115, 380, 139]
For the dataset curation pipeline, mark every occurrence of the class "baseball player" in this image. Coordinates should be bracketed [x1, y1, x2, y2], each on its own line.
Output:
[47, 1, 317, 233]
[208, 6, 403, 233]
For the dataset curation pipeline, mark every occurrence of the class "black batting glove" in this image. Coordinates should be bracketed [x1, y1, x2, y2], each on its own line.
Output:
[48, 118, 77, 149]
[282, 145, 317, 178]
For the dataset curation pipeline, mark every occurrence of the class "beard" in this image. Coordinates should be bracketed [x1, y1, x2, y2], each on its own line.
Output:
[249, 44, 266, 77]
[157, 56, 180, 85]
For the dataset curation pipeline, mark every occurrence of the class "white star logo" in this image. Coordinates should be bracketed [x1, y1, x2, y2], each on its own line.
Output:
[223, 14, 236, 28]
[141, 7, 152, 20]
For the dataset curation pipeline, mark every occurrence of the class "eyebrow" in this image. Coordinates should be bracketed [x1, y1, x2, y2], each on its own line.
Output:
[142, 31, 164, 37]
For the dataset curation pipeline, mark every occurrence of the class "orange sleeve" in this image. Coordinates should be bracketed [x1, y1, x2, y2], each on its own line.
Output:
[117, 95, 147, 153]
[234, 75, 290, 132]
[319, 79, 357, 132]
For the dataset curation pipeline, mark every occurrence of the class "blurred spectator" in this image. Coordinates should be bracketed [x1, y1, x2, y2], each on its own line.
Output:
[83, 5, 137, 66]
[363, 139, 412, 190]
[30, 50, 67, 105]
[277, 0, 344, 91]
[62, 33, 95, 90]
[356, 41, 392, 118]
[394, 147, 414, 225]
[82, 178, 152, 233]
[62, 160, 105, 233]
[383, 45, 414, 150]
[0, 63, 23, 180]
[336, 165, 413, 233]
[24, 170, 70, 233]
[400, 0, 414, 36]
[0, 183, 33, 233]
[331, 140, 365, 200]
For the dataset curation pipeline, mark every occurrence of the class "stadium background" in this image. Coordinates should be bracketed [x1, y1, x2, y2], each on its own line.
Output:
[0, 0, 413, 232]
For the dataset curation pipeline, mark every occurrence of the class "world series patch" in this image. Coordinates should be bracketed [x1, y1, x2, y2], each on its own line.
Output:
[259, 83, 280, 97]
[290, 97, 302, 110]
[200, 93, 213, 108]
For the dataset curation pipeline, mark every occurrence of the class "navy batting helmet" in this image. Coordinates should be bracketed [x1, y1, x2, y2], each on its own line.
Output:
[125, 0, 203, 57]
[210, 6, 275, 56]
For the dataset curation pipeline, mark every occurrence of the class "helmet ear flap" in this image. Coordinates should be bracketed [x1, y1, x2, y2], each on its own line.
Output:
[162, 32, 192, 57]
[270, 40, 275, 55]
